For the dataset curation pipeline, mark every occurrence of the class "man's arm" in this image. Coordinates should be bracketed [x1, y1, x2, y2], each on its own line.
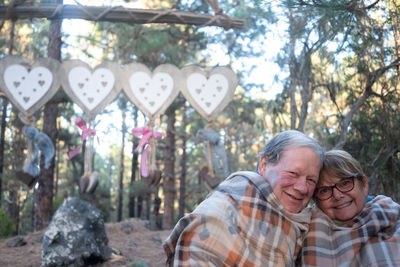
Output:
[164, 191, 245, 266]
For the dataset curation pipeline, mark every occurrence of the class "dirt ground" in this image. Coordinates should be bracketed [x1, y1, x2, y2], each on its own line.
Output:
[0, 218, 172, 267]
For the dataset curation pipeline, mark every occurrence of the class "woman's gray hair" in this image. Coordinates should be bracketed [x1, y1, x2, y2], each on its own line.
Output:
[257, 130, 325, 168]
[321, 149, 366, 185]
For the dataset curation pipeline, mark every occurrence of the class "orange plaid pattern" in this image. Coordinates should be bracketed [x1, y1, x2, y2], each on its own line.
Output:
[299, 195, 400, 266]
[163, 171, 313, 266]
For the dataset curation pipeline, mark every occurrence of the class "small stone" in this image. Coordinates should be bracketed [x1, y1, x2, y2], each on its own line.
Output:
[150, 233, 162, 244]
[125, 239, 138, 247]
[120, 222, 134, 234]
[6, 236, 27, 247]
[129, 259, 148, 267]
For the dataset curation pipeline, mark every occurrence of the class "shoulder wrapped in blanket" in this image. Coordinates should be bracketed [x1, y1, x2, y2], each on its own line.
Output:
[299, 195, 400, 267]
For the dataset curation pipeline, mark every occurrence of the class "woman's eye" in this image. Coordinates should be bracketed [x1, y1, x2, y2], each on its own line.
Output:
[339, 179, 352, 187]
[318, 187, 329, 194]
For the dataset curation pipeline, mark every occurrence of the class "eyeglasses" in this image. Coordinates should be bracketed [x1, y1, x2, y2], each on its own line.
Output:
[315, 176, 355, 200]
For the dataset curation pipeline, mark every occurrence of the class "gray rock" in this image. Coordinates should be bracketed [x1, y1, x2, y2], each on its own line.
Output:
[41, 197, 112, 267]
[150, 233, 162, 244]
[120, 221, 134, 234]
[6, 236, 27, 247]
[124, 239, 138, 247]
[129, 260, 148, 267]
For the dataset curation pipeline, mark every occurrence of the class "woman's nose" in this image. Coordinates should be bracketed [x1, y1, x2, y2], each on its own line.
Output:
[332, 187, 344, 199]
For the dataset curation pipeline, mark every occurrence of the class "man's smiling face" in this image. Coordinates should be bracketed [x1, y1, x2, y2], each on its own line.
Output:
[258, 146, 321, 213]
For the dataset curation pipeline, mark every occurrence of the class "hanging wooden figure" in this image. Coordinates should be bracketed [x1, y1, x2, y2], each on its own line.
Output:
[68, 117, 99, 194]
[0, 56, 60, 187]
[181, 65, 237, 189]
[122, 63, 182, 185]
[61, 60, 122, 194]
[15, 126, 55, 188]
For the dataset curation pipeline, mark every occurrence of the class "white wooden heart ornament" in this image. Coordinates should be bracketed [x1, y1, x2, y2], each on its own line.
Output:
[0, 56, 61, 118]
[61, 60, 121, 120]
[181, 66, 237, 121]
[122, 63, 182, 118]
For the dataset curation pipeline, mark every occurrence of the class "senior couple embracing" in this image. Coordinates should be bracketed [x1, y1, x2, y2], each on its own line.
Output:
[163, 130, 400, 267]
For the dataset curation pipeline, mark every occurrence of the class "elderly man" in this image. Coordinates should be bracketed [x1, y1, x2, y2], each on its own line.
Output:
[163, 130, 324, 266]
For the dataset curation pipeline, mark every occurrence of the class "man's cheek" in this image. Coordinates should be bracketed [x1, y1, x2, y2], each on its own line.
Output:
[263, 169, 280, 188]
[277, 176, 296, 187]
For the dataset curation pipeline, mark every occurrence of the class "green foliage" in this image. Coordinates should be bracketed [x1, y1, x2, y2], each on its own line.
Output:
[0, 208, 16, 239]
[53, 195, 65, 213]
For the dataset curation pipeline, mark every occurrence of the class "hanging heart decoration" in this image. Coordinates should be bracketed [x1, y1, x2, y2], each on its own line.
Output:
[181, 65, 237, 121]
[121, 63, 182, 119]
[61, 60, 121, 120]
[0, 56, 61, 118]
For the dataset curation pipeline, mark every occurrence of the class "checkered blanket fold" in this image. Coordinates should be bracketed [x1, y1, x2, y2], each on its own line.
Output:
[163, 171, 313, 267]
[299, 195, 400, 267]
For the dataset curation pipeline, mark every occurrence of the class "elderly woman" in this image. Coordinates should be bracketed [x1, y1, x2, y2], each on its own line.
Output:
[298, 149, 400, 266]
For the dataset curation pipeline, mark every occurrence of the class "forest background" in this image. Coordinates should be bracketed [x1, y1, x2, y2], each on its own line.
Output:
[0, 0, 399, 238]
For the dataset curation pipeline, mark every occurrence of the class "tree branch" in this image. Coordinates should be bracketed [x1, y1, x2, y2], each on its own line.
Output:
[334, 57, 400, 149]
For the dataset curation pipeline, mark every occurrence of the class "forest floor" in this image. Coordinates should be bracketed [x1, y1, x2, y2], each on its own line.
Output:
[0, 218, 172, 267]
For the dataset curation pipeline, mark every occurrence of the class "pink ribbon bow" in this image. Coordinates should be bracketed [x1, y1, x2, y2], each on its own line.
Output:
[68, 117, 96, 159]
[132, 127, 163, 177]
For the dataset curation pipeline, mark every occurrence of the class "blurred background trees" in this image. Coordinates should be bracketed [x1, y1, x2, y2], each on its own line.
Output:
[0, 0, 398, 237]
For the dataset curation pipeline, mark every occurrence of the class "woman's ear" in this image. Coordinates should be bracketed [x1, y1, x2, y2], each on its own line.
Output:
[258, 156, 267, 176]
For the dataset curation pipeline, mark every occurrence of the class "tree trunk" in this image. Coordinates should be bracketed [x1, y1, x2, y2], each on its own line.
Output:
[288, 7, 298, 130]
[145, 195, 150, 220]
[117, 101, 127, 222]
[0, 11, 15, 208]
[163, 107, 176, 229]
[7, 189, 18, 235]
[36, 102, 57, 230]
[297, 51, 312, 132]
[178, 104, 187, 219]
[129, 108, 138, 218]
[8, 107, 24, 233]
[35, 0, 62, 230]
[137, 195, 143, 218]
[0, 98, 8, 206]
[54, 139, 60, 196]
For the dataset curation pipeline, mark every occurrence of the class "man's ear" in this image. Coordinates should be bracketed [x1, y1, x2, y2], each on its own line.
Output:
[258, 156, 267, 175]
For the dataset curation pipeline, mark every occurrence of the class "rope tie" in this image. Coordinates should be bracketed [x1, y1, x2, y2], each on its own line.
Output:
[73, 0, 97, 21]
[205, 120, 215, 176]
[206, 0, 233, 30]
[132, 119, 163, 178]
[18, 113, 34, 126]
[49, 4, 64, 19]
[94, 6, 118, 21]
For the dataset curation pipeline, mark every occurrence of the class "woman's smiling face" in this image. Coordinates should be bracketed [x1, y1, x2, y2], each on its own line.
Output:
[316, 173, 369, 222]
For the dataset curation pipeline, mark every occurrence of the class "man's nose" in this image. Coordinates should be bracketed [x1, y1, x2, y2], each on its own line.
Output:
[293, 178, 308, 194]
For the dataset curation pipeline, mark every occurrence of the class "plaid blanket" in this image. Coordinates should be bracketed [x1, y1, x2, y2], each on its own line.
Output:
[299, 195, 400, 267]
[163, 171, 312, 266]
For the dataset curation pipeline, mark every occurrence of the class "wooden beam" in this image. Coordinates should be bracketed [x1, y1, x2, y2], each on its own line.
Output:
[0, 4, 244, 29]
